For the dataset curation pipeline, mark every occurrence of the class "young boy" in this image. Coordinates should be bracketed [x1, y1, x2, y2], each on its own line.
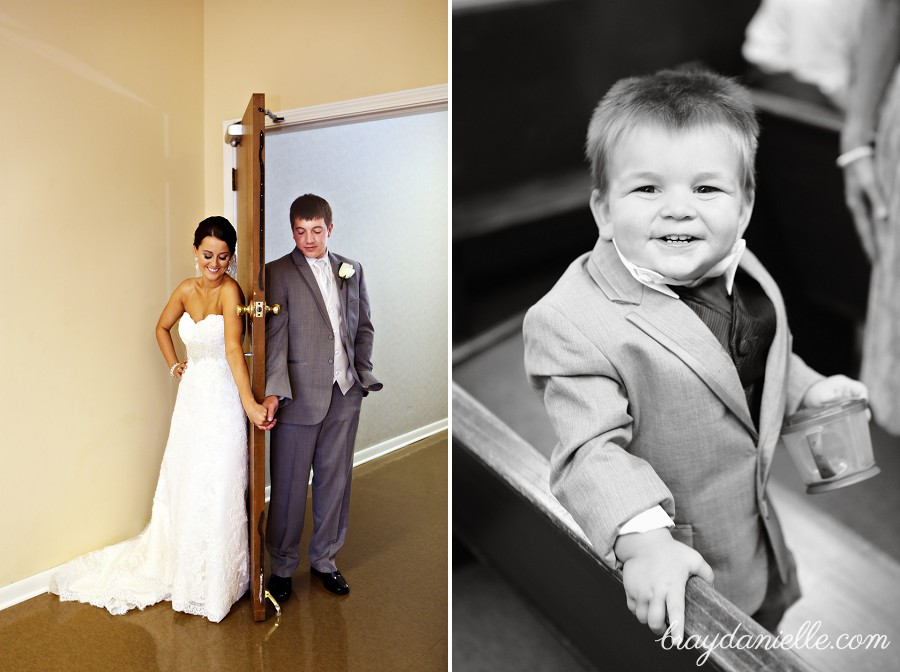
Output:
[523, 69, 867, 643]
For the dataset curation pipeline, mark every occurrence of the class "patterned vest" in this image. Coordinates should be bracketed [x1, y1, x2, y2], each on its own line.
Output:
[672, 269, 776, 429]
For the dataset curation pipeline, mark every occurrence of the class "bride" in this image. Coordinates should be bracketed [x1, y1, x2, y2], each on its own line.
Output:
[50, 216, 269, 623]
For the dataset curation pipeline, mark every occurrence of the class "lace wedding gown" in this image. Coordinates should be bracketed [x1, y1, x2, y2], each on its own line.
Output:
[50, 313, 249, 623]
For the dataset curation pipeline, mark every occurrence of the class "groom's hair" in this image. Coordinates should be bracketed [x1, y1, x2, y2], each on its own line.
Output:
[194, 216, 237, 254]
[289, 194, 333, 227]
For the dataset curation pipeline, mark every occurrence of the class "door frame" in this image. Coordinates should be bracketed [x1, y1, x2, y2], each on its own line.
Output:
[221, 84, 447, 221]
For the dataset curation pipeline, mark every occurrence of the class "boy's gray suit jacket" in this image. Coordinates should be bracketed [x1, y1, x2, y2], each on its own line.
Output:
[265, 247, 381, 426]
[523, 237, 822, 615]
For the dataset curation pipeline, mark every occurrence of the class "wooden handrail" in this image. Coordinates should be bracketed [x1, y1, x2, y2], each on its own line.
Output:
[453, 0, 568, 15]
[452, 169, 591, 242]
[750, 89, 843, 134]
[453, 381, 817, 671]
[452, 310, 528, 367]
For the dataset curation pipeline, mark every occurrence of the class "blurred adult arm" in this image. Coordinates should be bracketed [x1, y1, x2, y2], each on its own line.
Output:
[840, 0, 900, 260]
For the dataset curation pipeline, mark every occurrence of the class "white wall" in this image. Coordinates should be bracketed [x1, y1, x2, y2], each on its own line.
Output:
[264, 109, 449, 448]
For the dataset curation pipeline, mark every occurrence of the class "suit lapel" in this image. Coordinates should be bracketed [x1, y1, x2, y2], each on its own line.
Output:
[330, 252, 356, 352]
[627, 312, 758, 439]
[290, 248, 331, 327]
[588, 239, 792, 484]
[589, 239, 758, 438]
[330, 252, 350, 324]
[742, 250, 789, 483]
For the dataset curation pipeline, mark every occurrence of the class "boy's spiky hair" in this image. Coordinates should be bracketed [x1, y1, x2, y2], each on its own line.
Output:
[586, 69, 759, 199]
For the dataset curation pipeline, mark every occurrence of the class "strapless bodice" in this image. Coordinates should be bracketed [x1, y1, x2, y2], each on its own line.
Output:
[178, 313, 227, 362]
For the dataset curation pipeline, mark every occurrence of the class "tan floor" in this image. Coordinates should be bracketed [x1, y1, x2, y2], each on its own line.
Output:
[0, 433, 448, 672]
[771, 479, 900, 672]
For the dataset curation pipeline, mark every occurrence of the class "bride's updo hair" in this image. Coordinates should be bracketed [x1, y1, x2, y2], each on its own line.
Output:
[194, 216, 237, 254]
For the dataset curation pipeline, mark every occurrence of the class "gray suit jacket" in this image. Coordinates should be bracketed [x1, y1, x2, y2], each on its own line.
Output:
[265, 247, 381, 425]
[524, 237, 822, 614]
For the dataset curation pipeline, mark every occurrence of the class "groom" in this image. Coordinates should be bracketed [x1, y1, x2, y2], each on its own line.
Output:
[259, 193, 381, 603]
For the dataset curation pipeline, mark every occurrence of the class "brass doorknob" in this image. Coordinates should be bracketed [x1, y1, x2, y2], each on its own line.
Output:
[237, 302, 281, 318]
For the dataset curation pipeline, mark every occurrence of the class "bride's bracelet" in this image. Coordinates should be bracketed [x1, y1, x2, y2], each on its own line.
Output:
[169, 362, 180, 378]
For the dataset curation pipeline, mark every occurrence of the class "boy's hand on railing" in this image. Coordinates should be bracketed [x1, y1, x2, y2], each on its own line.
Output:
[614, 528, 715, 646]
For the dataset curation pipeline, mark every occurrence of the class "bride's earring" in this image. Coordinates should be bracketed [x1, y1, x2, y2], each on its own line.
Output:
[226, 253, 238, 279]
[195, 257, 200, 276]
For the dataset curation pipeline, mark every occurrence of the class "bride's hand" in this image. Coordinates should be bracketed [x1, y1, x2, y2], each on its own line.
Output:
[842, 156, 886, 262]
[245, 402, 268, 427]
[171, 360, 188, 379]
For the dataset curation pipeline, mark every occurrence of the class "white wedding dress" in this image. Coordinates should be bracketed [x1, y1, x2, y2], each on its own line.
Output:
[50, 314, 249, 623]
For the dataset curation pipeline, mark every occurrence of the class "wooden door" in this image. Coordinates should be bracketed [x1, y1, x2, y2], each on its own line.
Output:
[233, 93, 270, 622]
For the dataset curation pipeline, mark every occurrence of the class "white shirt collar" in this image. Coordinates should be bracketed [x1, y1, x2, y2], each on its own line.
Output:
[612, 238, 747, 299]
[305, 251, 330, 267]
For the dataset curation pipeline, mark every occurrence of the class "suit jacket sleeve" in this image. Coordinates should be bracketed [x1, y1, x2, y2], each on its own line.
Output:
[352, 263, 382, 391]
[265, 262, 293, 405]
[523, 301, 674, 566]
[785, 352, 826, 415]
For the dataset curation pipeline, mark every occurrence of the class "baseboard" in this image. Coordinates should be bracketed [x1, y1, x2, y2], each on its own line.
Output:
[264, 418, 448, 501]
[352, 418, 448, 467]
[0, 567, 58, 612]
[0, 419, 447, 612]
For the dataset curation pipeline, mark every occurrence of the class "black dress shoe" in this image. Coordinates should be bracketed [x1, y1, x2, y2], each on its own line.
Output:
[267, 574, 292, 602]
[310, 567, 350, 595]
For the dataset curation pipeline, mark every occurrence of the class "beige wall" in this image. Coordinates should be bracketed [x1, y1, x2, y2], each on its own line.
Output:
[1, 0, 446, 589]
[202, 0, 448, 213]
[0, 1, 205, 586]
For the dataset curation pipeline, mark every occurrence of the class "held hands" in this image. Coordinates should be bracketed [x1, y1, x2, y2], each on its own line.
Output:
[255, 395, 280, 431]
[244, 400, 268, 427]
[614, 528, 714, 645]
[842, 156, 887, 262]
[801, 375, 869, 410]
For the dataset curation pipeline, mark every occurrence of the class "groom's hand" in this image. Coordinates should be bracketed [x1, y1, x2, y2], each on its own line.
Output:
[257, 395, 279, 431]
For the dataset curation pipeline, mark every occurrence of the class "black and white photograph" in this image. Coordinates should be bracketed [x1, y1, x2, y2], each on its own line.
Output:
[453, 1, 900, 671]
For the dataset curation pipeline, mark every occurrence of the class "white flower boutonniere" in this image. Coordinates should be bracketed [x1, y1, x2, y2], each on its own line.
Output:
[338, 262, 356, 286]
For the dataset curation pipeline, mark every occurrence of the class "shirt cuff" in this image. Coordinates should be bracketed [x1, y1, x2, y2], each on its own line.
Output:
[618, 506, 675, 536]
